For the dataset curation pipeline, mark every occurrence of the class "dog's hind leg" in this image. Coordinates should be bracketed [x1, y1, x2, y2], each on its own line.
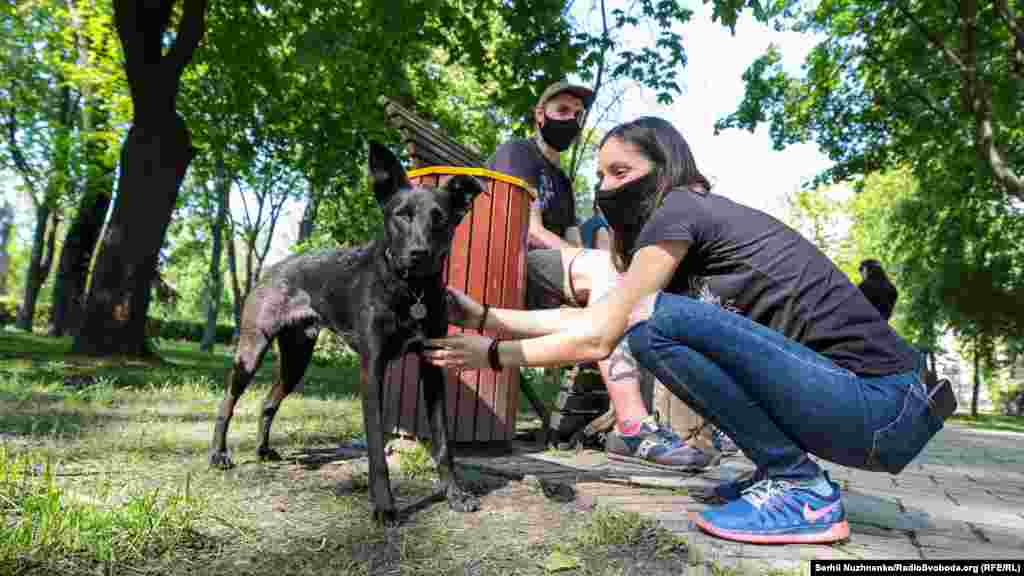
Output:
[210, 326, 272, 469]
[421, 362, 480, 512]
[256, 325, 317, 462]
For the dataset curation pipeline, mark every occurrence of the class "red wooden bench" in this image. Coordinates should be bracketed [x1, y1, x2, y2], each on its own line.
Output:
[380, 97, 552, 445]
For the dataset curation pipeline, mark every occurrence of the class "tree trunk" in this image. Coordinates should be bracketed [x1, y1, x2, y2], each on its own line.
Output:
[298, 189, 318, 243]
[971, 340, 981, 417]
[51, 3, 116, 338]
[225, 220, 243, 330]
[16, 204, 58, 331]
[50, 108, 115, 337]
[72, 116, 195, 356]
[72, 0, 207, 357]
[200, 158, 230, 352]
[0, 202, 14, 296]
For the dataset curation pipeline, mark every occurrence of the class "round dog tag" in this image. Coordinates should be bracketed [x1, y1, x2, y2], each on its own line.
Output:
[410, 302, 427, 320]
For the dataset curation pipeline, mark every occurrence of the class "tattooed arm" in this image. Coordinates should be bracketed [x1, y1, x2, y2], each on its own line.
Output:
[425, 241, 688, 370]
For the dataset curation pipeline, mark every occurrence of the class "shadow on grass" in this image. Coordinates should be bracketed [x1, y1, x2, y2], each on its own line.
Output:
[0, 408, 93, 436]
[0, 331, 362, 399]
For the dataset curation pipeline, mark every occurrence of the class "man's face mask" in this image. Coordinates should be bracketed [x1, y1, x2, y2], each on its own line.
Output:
[595, 170, 659, 261]
[540, 113, 581, 152]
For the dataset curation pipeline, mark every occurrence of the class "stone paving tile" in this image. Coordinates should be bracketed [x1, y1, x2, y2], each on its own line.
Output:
[481, 425, 1024, 571]
[990, 492, 1024, 507]
[834, 532, 922, 560]
[919, 463, 1024, 482]
[848, 522, 905, 538]
[944, 488, 1013, 508]
[919, 543, 1024, 560]
[913, 516, 980, 538]
[740, 543, 853, 563]
[844, 490, 931, 531]
[900, 496, 1024, 530]
[914, 529, 981, 550]
[967, 524, 1024, 551]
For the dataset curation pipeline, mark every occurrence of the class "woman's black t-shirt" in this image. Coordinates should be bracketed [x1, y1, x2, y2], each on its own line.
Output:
[633, 188, 918, 376]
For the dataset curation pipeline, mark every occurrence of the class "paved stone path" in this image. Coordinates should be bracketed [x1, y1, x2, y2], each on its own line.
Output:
[460, 422, 1024, 574]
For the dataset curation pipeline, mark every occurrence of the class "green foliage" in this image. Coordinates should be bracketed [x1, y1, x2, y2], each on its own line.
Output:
[310, 331, 360, 369]
[0, 295, 17, 326]
[303, 178, 385, 250]
[146, 318, 235, 346]
[0, 297, 53, 332]
[396, 440, 436, 481]
[780, 184, 849, 263]
[716, 1, 1024, 196]
[720, 1, 1024, 357]
[0, 0, 127, 205]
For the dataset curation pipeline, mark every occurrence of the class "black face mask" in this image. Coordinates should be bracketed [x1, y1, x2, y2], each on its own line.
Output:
[595, 171, 659, 262]
[539, 114, 580, 152]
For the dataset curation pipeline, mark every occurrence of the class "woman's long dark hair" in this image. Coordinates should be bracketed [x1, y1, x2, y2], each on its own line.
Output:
[598, 116, 710, 268]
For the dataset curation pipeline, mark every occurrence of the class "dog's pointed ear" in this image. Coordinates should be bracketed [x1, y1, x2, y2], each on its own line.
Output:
[444, 175, 485, 223]
[368, 141, 412, 207]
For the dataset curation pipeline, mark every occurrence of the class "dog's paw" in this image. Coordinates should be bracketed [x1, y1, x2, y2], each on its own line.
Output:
[446, 484, 481, 513]
[257, 447, 283, 462]
[209, 451, 235, 470]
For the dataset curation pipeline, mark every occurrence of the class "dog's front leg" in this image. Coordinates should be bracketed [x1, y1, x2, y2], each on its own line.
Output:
[421, 361, 480, 512]
[362, 348, 397, 524]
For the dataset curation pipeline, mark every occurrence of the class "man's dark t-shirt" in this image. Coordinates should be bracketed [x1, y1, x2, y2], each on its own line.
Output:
[634, 189, 918, 376]
[488, 138, 577, 246]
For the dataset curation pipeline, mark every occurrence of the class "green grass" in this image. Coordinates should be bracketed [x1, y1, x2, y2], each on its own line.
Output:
[0, 331, 695, 576]
[0, 445, 204, 570]
[949, 413, 1024, 434]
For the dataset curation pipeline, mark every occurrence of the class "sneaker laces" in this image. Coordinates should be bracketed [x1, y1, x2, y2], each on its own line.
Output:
[740, 478, 793, 509]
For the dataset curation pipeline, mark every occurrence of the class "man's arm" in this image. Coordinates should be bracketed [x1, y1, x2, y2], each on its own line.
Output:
[528, 204, 575, 250]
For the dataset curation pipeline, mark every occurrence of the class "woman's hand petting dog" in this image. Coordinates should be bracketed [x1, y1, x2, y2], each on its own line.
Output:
[444, 288, 483, 328]
[423, 333, 492, 370]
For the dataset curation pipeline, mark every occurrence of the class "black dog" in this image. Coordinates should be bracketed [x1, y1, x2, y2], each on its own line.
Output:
[857, 259, 898, 321]
[208, 142, 484, 522]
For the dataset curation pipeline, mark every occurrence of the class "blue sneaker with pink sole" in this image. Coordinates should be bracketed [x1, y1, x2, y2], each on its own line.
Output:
[691, 474, 850, 544]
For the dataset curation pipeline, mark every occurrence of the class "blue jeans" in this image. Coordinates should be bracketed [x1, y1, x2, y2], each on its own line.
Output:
[627, 292, 943, 480]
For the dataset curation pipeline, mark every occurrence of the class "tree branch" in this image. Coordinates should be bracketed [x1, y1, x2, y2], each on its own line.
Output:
[960, 0, 978, 115]
[993, 0, 1024, 78]
[896, 0, 1024, 201]
[894, 1, 968, 73]
[860, 47, 955, 126]
[2, 96, 40, 201]
[974, 85, 1024, 201]
[166, 0, 208, 80]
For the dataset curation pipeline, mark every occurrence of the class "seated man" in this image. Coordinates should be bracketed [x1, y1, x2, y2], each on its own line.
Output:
[489, 94, 714, 469]
[488, 82, 717, 471]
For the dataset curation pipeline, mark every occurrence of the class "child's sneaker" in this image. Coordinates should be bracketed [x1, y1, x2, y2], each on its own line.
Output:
[691, 474, 849, 544]
[696, 468, 766, 503]
[711, 427, 739, 456]
[605, 417, 720, 472]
